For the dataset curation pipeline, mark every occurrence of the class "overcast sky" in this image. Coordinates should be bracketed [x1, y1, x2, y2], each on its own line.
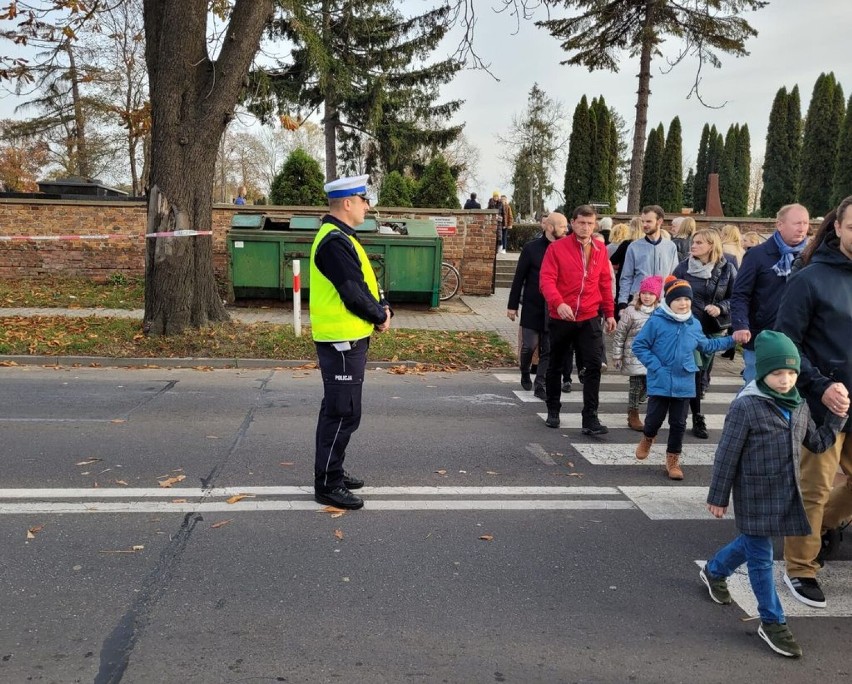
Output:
[428, 0, 852, 211]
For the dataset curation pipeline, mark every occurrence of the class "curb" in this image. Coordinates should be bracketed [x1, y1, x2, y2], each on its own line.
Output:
[0, 355, 430, 370]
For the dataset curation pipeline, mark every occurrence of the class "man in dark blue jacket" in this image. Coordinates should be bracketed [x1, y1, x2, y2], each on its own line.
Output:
[776, 195, 852, 609]
[730, 203, 810, 383]
[507, 212, 567, 399]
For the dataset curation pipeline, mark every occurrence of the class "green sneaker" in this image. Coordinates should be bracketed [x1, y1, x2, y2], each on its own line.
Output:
[758, 622, 802, 658]
[699, 566, 732, 605]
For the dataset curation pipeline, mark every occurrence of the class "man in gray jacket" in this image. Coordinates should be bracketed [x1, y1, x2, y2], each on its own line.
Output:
[617, 205, 679, 315]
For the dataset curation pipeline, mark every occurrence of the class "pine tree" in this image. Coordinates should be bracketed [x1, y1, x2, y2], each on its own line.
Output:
[694, 124, 710, 212]
[720, 124, 740, 214]
[800, 73, 846, 216]
[760, 87, 792, 216]
[683, 167, 695, 209]
[833, 94, 852, 207]
[731, 124, 751, 216]
[640, 123, 665, 207]
[589, 97, 613, 211]
[787, 85, 803, 201]
[269, 148, 326, 206]
[607, 115, 620, 212]
[378, 170, 412, 207]
[412, 155, 460, 209]
[659, 116, 683, 213]
[563, 96, 592, 212]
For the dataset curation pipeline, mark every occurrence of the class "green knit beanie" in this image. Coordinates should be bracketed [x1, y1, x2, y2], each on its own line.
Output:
[754, 330, 800, 380]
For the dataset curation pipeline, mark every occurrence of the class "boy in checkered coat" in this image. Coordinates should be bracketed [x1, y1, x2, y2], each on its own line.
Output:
[700, 330, 847, 658]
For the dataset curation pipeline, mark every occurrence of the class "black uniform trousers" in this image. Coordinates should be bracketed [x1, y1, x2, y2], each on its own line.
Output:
[314, 337, 369, 490]
[546, 317, 603, 424]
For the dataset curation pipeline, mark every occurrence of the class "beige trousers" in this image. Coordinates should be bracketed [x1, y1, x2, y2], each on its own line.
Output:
[784, 432, 852, 578]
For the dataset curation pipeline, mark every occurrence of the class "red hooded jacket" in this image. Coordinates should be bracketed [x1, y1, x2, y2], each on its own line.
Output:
[539, 234, 614, 322]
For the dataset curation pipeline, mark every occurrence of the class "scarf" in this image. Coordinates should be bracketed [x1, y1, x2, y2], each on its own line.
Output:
[660, 301, 692, 322]
[771, 230, 807, 277]
[686, 257, 714, 279]
[757, 378, 804, 412]
[639, 304, 656, 314]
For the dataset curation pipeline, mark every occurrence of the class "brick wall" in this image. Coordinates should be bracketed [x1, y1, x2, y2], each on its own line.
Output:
[0, 199, 500, 296]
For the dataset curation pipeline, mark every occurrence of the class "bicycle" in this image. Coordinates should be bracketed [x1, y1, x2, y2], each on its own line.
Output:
[439, 261, 461, 301]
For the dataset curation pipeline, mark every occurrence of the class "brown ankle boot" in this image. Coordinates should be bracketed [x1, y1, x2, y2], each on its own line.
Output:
[627, 409, 643, 431]
[635, 435, 655, 460]
[666, 452, 684, 480]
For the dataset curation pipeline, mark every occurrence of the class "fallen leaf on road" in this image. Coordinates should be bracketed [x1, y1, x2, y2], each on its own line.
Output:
[114, 480, 129, 486]
[279, 462, 295, 467]
[330, 512, 345, 519]
[206, 435, 219, 439]
[171, 498, 187, 504]
[0, 360, 19, 367]
[192, 366, 214, 372]
[211, 519, 232, 529]
[110, 419, 126, 424]
[26, 524, 44, 539]
[131, 545, 144, 551]
[226, 494, 255, 504]
[334, 529, 344, 540]
[434, 469, 447, 475]
[320, 506, 346, 514]
[479, 534, 494, 542]
[568, 473, 584, 478]
[75, 458, 102, 466]
[157, 474, 186, 488]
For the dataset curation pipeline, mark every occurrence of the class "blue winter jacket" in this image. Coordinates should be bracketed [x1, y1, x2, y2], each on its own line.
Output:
[632, 306, 735, 398]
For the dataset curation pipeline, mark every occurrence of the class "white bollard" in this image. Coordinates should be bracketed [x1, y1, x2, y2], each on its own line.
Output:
[293, 259, 302, 337]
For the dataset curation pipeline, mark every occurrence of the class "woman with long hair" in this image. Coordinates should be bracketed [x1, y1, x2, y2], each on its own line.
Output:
[673, 229, 737, 439]
[721, 224, 745, 268]
[610, 218, 645, 308]
[672, 216, 696, 262]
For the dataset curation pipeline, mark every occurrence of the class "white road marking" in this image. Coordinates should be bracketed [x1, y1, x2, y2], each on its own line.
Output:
[513, 390, 737, 405]
[494, 373, 743, 391]
[573, 444, 717, 466]
[0, 486, 620, 499]
[620, 486, 727, 520]
[443, 393, 516, 406]
[525, 443, 558, 466]
[695, 560, 852, 618]
[537, 413, 728, 429]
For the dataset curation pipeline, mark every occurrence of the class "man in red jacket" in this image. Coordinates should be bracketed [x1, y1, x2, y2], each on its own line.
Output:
[540, 204, 617, 433]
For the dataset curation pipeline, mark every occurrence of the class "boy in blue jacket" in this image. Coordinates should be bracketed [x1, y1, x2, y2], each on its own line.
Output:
[632, 276, 735, 479]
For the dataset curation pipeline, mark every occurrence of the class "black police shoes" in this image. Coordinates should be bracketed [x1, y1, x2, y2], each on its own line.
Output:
[343, 471, 364, 489]
[314, 486, 364, 510]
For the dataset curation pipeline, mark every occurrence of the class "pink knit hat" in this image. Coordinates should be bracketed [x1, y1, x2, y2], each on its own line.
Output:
[639, 275, 663, 299]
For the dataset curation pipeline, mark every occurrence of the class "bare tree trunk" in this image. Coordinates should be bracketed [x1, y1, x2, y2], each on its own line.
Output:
[142, 0, 274, 335]
[65, 41, 89, 178]
[626, 2, 656, 214]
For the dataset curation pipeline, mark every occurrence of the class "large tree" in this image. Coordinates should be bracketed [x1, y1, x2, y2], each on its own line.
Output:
[760, 87, 793, 216]
[658, 116, 683, 214]
[833, 94, 852, 208]
[252, 0, 461, 181]
[640, 122, 664, 208]
[800, 72, 846, 216]
[538, 0, 766, 212]
[694, 124, 710, 212]
[787, 84, 803, 202]
[683, 167, 695, 210]
[563, 95, 592, 212]
[411, 155, 460, 209]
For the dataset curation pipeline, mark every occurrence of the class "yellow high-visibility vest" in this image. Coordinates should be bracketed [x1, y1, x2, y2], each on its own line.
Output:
[309, 222, 380, 342]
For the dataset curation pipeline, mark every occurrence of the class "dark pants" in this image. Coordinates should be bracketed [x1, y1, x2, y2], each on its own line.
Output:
[644, 396, 690, 454]
[314, 338, 369, 490]
[519, 327, 549, 391]
[546, 317, 603, 423]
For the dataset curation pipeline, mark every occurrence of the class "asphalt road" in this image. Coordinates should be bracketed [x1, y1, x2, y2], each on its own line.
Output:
[1, 365, 850, 684]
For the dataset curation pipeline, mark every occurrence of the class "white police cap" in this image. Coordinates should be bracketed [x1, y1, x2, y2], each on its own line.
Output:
[323, 174, 370, 199]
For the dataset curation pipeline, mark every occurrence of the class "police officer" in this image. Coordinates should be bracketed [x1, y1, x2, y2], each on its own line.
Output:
[310, 174, 391, 510]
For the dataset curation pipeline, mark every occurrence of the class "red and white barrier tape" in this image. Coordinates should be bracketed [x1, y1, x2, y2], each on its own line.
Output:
[0, 234, 132, 242]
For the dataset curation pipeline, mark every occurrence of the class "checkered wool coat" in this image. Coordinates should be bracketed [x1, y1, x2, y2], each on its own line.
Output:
[707, 384, 847, 536]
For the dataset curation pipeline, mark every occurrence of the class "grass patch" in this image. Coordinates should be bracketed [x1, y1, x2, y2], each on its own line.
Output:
[0, 276, 145, 309]
[0, 316, 516, 369]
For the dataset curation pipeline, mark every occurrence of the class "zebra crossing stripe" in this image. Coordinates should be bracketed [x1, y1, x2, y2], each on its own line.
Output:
[536, 412, 728, 429]
[694, 560, 852, 618]
[512, 390, 737, 404]
[572, 444, 718, 466]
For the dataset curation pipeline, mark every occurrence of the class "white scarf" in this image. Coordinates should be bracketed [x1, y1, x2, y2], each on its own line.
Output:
[660, 301, 692, 322]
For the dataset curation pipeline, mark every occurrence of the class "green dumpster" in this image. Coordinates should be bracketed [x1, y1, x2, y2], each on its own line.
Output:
[228, 213, 444, 307]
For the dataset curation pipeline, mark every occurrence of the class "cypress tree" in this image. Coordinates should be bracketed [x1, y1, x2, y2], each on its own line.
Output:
[800, 73, 845, 216]
[607, 115, 619, 212]
[412, 155, 460, 209]
[640, 123, 665, 207]
[833, 93, 852, 207]
[720, 124, 739, 214]
[683, 167, 695, 209]
[787, 85, 803, 201]
[589, 97, 612, 210]
[760, 87, 792, 216]
[378, 170, 412, 207]
[563, 96, 592, 212]
[269, 148, 326, 206]
[694, 124, 710, 212]
[707, 126, 725, 175]
[731, 124, 751, 217]
[659, 116, 683, 213]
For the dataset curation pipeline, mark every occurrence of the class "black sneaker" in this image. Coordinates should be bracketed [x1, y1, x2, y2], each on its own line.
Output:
[784, 574, 826, 608]
[342, 471, 364, 490]
[314, 486, 364, 510]
[699, 566, 732, 605]
[758, 622, 802, 658]
[533, 386, 547, 401]
[577, 368, 586, 384]
[581, 419, 609, 436]
[520, 372, 533, 391]
[545, 409, 560, 428]
[692, 413, 709, 439]
[817, 525, 845, 566]
[561, 380, 572, 393]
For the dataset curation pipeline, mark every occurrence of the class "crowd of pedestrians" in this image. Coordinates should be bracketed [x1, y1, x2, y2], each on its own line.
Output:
[506, 198, 852, 658]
